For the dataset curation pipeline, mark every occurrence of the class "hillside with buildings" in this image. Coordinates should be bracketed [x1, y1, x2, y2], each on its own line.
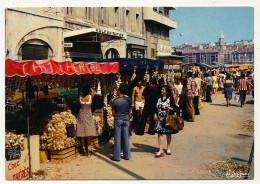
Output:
[174, 31, 254, 65]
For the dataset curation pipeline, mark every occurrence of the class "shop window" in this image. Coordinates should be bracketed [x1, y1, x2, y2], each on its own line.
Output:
[153, 7, 157, 12]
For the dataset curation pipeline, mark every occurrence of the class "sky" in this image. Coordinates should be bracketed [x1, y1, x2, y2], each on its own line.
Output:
[169, 7, 254, 47]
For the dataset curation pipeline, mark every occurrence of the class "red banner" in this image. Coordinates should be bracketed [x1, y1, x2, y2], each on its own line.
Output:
[5, 59, 119, 77]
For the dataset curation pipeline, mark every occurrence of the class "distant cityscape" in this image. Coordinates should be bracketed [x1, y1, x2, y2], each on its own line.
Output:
[174, 31, 254, 65]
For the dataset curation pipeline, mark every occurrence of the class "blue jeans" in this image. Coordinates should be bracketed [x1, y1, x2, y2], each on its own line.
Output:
[113, 117, 130, 161]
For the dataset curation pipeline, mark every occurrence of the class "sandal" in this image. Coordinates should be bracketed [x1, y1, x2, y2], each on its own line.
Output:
[155, 152, 164, 157]
[166, 150, 171, 155]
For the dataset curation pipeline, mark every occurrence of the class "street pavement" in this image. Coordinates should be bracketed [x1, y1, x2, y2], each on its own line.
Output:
[39, 91, 254, 180]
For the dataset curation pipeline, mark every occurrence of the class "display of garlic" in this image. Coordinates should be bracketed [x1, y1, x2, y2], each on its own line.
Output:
[5, 132, 26, 151]
[40, 110, 77, 150]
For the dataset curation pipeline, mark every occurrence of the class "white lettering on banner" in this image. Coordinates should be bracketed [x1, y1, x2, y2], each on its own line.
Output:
[157, 44, 173, 56]
[96, 28, 124, 38]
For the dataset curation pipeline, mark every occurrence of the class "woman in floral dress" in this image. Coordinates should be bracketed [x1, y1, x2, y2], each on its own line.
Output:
[154, 85, 178, 157]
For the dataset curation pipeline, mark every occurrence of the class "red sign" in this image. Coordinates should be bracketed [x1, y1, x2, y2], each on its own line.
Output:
[5, 59, 119, 77]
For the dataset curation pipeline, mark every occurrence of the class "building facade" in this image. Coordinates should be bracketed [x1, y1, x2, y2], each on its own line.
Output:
[5, 7, 177, 62]
[176, 30, 254, 64]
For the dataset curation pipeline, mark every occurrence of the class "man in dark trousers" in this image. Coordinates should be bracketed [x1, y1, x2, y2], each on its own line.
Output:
[111, 84, 131, 161]
[137, 78, 161, 135]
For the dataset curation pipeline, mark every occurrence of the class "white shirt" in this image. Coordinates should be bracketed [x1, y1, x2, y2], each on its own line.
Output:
[174, 84, 183, 95]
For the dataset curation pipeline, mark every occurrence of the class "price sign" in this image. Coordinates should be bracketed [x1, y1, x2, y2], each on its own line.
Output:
[66, 124, 75, 137]
[6, 146, 21, 161]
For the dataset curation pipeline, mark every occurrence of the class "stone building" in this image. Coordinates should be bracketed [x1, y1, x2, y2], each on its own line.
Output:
[5, 7, 177, 61]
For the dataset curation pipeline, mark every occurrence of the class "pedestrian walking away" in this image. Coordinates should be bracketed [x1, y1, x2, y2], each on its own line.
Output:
[238, 73, 253, 107]
[154, 85, 178, 157]
[205, 73, 213, 103]
[184, 71, 197, 122]
[194, 73, 202, 115]
[137, 78, 161, 135]
[111, 84, 132, 161]
[224, 75, 233, 107]
[77, 85, 97, 156]
[211, 71, 218, 94]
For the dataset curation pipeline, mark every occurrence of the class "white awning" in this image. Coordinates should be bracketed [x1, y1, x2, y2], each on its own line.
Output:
[64, 27, 126, 42]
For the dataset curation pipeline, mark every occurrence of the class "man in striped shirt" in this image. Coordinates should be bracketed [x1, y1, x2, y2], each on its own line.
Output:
[184, 71, 198, 122]
[238, 73, 254, 107]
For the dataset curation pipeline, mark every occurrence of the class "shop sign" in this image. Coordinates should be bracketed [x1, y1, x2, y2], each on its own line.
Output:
[64, 43, 73, 47]
[6, 146, 21, 161]
[157, 44, 173, 56]
[96, 28, 124, 38]
[130, 45, 147, 50]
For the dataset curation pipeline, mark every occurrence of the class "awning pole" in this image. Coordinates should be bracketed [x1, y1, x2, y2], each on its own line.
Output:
[26, 101, 32, 178]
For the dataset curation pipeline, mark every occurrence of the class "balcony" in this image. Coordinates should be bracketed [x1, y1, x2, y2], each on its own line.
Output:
[143, 7, 177, 29]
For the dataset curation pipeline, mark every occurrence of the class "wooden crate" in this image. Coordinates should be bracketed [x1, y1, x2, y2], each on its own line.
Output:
[50, 146, 76, 162]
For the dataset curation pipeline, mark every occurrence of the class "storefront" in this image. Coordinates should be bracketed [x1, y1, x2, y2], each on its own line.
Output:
[126, 34, 146, 58]
[63, 27, 126, 61]
[127, 44, 146, 58]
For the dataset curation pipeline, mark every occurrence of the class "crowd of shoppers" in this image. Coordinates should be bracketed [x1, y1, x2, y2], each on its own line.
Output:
[77, 67, 254, 161]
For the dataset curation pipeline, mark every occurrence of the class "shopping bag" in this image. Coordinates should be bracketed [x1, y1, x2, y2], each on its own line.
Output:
[234, 94, 240, 102]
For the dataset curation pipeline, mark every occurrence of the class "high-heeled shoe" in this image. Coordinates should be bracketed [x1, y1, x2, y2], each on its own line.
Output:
[82, 146, 87, 154]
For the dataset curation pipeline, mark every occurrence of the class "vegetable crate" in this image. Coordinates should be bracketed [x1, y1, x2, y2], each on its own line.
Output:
[91, 136, 100, 148]
[50, 146, 76, 162]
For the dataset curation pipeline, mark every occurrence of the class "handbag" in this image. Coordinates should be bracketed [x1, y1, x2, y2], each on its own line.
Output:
[165, 115, 184, 131]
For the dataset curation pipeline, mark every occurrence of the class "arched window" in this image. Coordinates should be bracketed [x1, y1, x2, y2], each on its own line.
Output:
[19, 39, 52, 60]
[105, 48, 120, 59]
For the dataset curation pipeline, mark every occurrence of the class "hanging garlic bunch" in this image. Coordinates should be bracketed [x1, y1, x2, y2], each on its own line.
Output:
[143, 66, 150, 83]
[130, 66, 137, 82]
[112, 74, 122, 100]
[40, 110, 77, 150]
[5, 132, 26, 150]
[93, 115, 103, 135]
[152, 66, 159, 79]
[106, 106, 114, 129]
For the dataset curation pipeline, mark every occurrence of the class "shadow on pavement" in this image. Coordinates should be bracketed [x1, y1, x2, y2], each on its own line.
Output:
[91, 142, 146, 179]
[210, 103, 241, 107]
[131, 143, 158, 154]
[231, 157, 248, 163]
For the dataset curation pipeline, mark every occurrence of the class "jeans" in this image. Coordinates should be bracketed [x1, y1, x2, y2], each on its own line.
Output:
[239, 90, 247, 106]
[113, 117, 130, 161]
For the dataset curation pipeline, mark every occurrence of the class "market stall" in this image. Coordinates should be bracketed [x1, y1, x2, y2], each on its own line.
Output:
[5, 58, 119, 179]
